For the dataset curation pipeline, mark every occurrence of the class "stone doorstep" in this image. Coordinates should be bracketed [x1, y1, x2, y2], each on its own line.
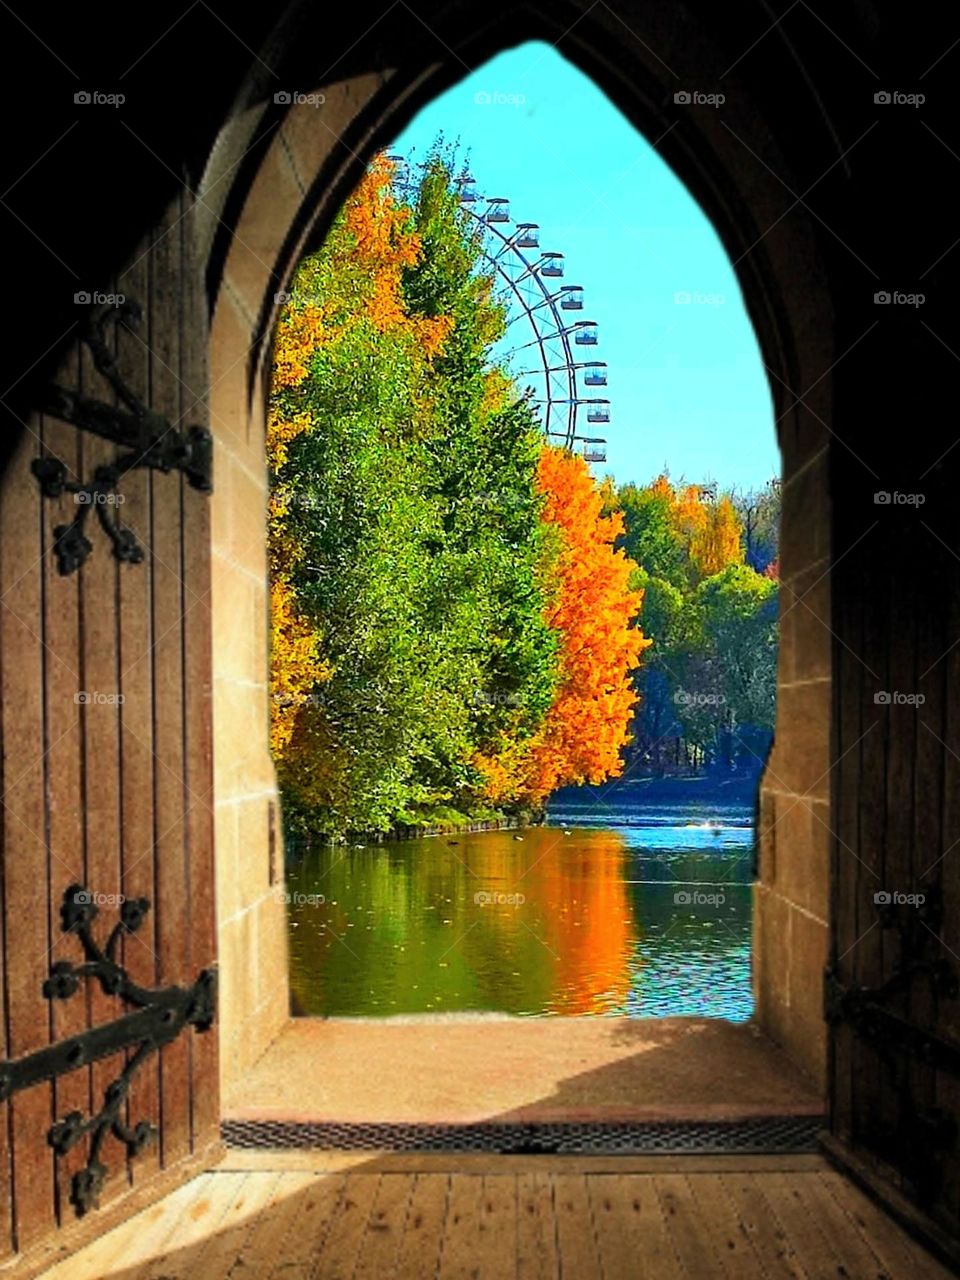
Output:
[223, 1101, 827, 1124]
[223, 1015, 824, 1127]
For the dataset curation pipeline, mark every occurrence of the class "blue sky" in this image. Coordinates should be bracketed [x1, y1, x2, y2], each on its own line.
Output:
[389, 41, 779, 491]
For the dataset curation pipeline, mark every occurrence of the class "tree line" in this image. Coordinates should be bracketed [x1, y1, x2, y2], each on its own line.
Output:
[614, 477, 780, 779]
[268, 148, 780, 838]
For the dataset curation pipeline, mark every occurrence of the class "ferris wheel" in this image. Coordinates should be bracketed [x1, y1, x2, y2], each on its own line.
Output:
[387, 157, 608, 462]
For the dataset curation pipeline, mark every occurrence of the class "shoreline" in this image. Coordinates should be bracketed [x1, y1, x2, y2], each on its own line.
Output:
[285, 813, 532, 852]
[284, 775, 762, 850]
[551, 773, 763, 807]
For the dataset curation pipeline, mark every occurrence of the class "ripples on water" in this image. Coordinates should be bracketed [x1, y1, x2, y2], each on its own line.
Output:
[286, 798, 755, 1022]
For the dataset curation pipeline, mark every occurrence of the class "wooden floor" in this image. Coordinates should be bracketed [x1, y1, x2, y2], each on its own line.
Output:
[33, 1152, 955, 1279]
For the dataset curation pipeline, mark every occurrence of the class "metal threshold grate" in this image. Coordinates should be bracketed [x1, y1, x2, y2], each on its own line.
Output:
[222, 1116, 823, 1155]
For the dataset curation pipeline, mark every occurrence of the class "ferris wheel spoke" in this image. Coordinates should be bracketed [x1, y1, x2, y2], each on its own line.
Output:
[388, 157, 608, 463]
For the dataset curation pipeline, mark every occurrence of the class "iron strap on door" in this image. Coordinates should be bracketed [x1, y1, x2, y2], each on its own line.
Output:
[0, 884, 217, 1215]
[31, 297, 213, 575]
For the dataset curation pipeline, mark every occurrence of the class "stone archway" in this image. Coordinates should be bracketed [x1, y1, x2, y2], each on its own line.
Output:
[203, 0, 836, 1095]
[14, 1, 960, 1271]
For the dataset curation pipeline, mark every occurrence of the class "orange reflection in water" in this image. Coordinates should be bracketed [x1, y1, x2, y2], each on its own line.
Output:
[523, 830, 635, 1014]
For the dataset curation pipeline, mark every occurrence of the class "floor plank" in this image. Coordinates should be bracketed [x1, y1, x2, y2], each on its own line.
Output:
[476, 1175, 517, 1279]
[657, 1171, 733, 1278]
[185, 1170, 287, 1280]
[687, 1173, 767, 1279]
[819, 1169, 956, 1280]
[711, 1172, 808, 1279]
[757, 1170, 848, 1278]
[515, 1172, 559, 1280]
[262, 1172, 347, 1280]
[786, 1171, 892, 1279]
[315, 1172, 381, 1280]
[590, 1173, 685, 1280]
[393, 1173, 450, 1280]
[437, 1173, 482, 1280]
[28, 1158, 958, 1280]
[353, 1172, 415, 1278]
[134, 1171, 247, 1280]
[38, 1174, 210, 1280]
[221, 1173, 318, 1280]
[218, 1149, 827, 1175]
[552, 1174, 604, 1278]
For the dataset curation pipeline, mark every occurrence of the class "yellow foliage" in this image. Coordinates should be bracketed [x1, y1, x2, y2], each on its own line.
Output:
[650, 476, 744, 579]
[693, 494, 743, 576]
[269, 576, 331, 757]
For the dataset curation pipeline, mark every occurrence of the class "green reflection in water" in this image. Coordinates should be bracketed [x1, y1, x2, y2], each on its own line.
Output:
[286, 815, 753, 1020]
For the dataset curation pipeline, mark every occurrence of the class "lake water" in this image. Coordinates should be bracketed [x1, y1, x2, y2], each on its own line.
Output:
[285, 799, 755, 1021]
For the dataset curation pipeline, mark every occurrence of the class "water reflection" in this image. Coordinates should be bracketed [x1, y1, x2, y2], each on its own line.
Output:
[286, 805, 754, 1021]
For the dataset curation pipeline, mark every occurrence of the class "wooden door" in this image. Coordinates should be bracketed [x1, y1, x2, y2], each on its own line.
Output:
[0, 193, 219, 1273]
[827, 439, 960, 1257]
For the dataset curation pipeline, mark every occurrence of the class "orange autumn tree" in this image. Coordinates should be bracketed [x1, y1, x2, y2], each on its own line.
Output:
[476, 447, 650, 805]
[527, 447, 651, 798]
[272, 157, 451, 393]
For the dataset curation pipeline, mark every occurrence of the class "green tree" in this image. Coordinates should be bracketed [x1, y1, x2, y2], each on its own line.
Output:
[616, 475, 779, 777]
[615, 481, 686, 587]
[696, 563, 778, 765]
[270, 152, 559, 837]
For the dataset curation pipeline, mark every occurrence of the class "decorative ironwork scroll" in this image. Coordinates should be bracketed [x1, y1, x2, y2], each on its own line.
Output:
[34, 299, 213, 575]
[0, 884, 217, 1215]
[825, 883, 959, 1202]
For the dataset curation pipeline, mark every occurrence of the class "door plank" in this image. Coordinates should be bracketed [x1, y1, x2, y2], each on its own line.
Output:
[149, 197, 191, 1171]
[114, 246, 161, 1192]
[40, 402, 91, 1224]
[178, 196, 218, 1157]
[78, 297, 128, 1214]
[0, 431, 57, 1252]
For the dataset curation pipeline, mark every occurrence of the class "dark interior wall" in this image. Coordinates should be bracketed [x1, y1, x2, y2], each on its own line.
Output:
[1, 0, 871, 449]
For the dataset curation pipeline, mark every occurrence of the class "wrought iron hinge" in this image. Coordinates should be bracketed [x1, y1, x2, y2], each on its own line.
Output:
[35, 299, 213, 575]
[0, 884, 217, 1216]
[825, 884, 957, 1026]
[824, 966, 960, 1073]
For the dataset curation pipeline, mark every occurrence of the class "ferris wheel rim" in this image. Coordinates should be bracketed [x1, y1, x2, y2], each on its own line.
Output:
[386, 154, 607, 461]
